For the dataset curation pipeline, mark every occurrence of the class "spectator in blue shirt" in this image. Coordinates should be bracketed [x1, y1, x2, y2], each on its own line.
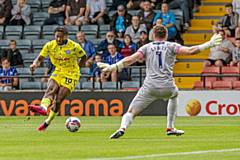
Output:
[153, 2, 177, 40]
[76, 31, 96, 60]
[85, 53, 102, 82]
[0, 57, 18, 91]
[98, 31, 123, 60]
[101, 44, 129, 82]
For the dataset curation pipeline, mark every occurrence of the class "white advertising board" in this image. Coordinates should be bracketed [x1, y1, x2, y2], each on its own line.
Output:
[178, 91, 240, 116]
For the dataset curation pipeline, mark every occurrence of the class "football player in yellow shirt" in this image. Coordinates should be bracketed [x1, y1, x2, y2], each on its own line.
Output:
[29, 26, 87, 131]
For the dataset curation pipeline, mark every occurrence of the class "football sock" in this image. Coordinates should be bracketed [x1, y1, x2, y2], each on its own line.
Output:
[120, 112, 134, 130]
[45, 110, 57, 124]
[40, 98, 52, 110]
[167, 96, 178, 129]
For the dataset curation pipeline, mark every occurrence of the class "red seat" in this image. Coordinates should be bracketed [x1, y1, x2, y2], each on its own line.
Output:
[221, 66, 239, 81]
[202, 66, 220, 82]
[193, 81, 212, 90]
[233, 81, 240, 90]
[212, 81, 232, 90]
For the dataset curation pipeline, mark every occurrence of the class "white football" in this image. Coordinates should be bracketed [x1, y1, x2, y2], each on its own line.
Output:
[65, 117, 81, 132]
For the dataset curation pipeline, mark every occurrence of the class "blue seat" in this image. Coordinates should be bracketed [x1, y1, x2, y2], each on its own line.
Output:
[5, 25, 23, 39]
[121, 81, 140, 90]
[20, 81, 42, 90]
[23, 25, 41, 40]
[81, 82, 100, 90]
[102, 82, 119, 90]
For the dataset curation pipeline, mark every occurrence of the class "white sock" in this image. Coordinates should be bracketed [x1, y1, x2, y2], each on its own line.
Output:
[120, 112, 134, 130]
[167, 96, 178, 129]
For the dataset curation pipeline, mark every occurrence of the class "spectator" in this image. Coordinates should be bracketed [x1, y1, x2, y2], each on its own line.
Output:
[149, 18, 162, 41]
[110, 0, 128, 11]
[110, 4, 132, 38]
[85, 53, 102, 82]
[2, 40, 24, 67]
[232, 0, 240, 16]
[213, 3, 239, 37]
[0, 0, 13, 25]
[153, 2, 177, 40]
[230, 38, 240, 67]
[127, 0, 143, 10]
[203, 30, 234, 67]
[10, 0, 31, 25]
[43, 0, 67, 25]
[154, 0, 190, 30]
[125, 16, 147, 43]
[120, 34, 137, 58]
[0, 57, 18, 91]
[98, 31, 123, 60]
[76, 31, 96, 59]
[101, 44, 128, 82]
[64, 0, 86, 26]
[137, 30, 150, 48]
[137, 0, 156, 31]
[83, 0, 107, 25]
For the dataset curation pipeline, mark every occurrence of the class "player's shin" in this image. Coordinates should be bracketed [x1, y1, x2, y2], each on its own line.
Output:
[167, 96, 178, 129]
[45, 109, 58, 124]
[120, 112, 134, 130]
[40, 98, 52, 110]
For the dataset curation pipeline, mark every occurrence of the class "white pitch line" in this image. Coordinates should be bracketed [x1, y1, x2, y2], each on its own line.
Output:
[87, 148, 240, 160]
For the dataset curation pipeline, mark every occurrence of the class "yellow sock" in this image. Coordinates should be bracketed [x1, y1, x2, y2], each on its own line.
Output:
[40, 98, 52, 110]
[45, 110, 57, 124]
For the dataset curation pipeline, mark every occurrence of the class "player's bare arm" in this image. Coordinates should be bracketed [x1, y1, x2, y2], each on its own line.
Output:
[78, 55, 88, 67]
[178, 34, 222, 55]
[30, 55, 45, 72]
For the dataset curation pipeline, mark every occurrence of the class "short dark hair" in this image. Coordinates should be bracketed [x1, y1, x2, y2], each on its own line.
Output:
[54, 26, 68, 35]
[1, 57, 10, 63]
[225, 3, 233, 8]
[153, 25, 167, 39]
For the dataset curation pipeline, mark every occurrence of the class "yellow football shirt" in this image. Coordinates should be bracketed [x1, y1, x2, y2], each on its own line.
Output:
[40, 39, 86, 80]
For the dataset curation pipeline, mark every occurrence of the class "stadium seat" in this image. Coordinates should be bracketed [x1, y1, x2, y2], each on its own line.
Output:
[42, 25, 59, 40]
[101, 81, 119, 90]
[16, 40, 32, 53]
[105, 0, 113, 9]
[0, 26, 3, 39]
[99, 25, 110, 38]
[189, 19, 218, 33]
[65, 25, 79, 38]
[20, 81, 42, 90]
[174, 62, 203, 74]
[232, 81, 240, 90]
[128, 10, 139, 16]
[17, 68, 31, 75]
[80, 67, 90, 75]
[33, 12, 49, 25]
[175, 77, 201, 89]
[0, 40, 10, 49]
[182, 33, 212, 45]
[121, 81, 140, 90]
[5, 25, 23, 39]
[23, 25, 41, 40]
[81, 81, 100, 90]
[91, 38, 104, 48]
[80, 25, 98, 39]
[202, 66, 220, 82]
[27, 0, 41, 12]
[177, 49, 210, 60]
[34, 67, 47, 75]
[193, 81, 212, 90]
[32, 39, 49, 53]
[41, 0, 51, 12]
[212, 81, 232, 90]
[221, 66, 239, 81]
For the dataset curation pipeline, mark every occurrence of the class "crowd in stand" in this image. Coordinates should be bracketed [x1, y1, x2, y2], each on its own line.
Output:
[1, 0, 240, 91]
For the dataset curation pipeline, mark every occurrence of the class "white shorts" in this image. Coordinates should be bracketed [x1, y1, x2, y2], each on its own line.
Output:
[128, 86, 178, 115]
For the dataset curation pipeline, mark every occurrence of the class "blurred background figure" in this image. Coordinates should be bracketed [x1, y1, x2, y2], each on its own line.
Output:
[10, 0, 31, 25]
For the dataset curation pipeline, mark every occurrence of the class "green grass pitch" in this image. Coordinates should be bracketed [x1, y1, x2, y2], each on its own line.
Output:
[0, 116, 239, 160]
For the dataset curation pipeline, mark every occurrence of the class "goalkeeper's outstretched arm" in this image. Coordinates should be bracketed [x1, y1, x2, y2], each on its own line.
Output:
[97, 51, 143, 72]
[178, 33, 222, 55]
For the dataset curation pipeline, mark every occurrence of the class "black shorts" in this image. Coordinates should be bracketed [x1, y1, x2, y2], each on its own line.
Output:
[207, 59, 227, 66]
